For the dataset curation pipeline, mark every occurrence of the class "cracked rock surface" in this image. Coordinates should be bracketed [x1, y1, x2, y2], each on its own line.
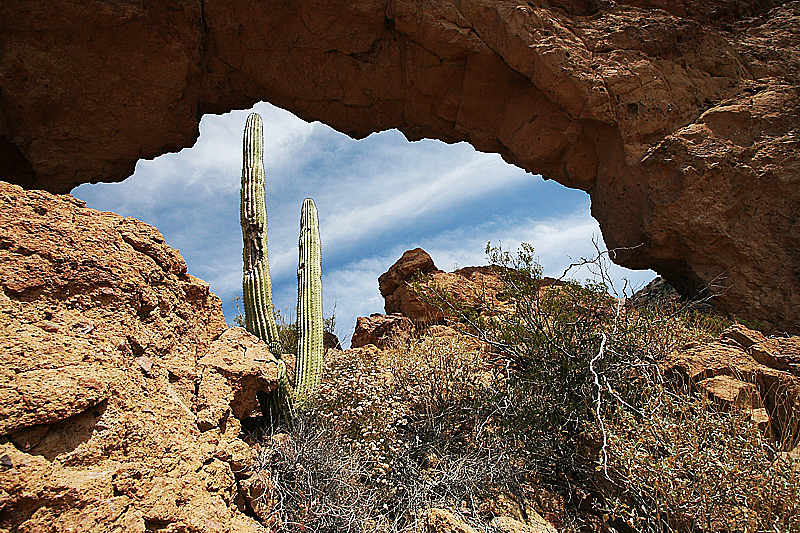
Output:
[0, 182, 272, 532]
[1, 0, 798, 330]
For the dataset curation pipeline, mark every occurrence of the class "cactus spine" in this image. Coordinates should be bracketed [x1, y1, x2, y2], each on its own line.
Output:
[296, 198, 324, 400]
[241, 112, 293, 423]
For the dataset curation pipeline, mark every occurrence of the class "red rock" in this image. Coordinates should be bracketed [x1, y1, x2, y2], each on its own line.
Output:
[196, 327, 280, 431]
[378, 252, 516, 325]
[2, 1, 800, 331]
[378, 248, 439, 298]
[0, 182, 264, 532]
[697, 375, 761, 410]
[351, 313, 416, 349]
[665, 325, 800, 450]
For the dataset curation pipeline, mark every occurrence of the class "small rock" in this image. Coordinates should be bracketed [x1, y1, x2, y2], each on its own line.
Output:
[239, 471, 278, 524]
[416, 508, 477, 533]
[74, 322, 95, 334]
[135, 356, 153, 374]
[39, 320, 60, 332]
[491, 515, 557, 533]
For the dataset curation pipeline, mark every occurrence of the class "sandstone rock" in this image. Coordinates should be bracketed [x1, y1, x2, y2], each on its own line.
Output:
[491, 515, 558, 533]
[3, 0, 800, 331]
[721, 323, 770, 349]
[379, 248, 439, 298]
[697, 375, 761, 410]
[379, 251, 518, 325]
[0, 365, 110, 434]
[416, 508, 477, 533]
[352, 313, 416, 349]
[239, 471, 279, 525]
[0, 183, 265, 532]
[215, 437, 257, 478]
[196, 328, 280, 432]
[748, 407, 773, 439]
[665, 325, 800, 450]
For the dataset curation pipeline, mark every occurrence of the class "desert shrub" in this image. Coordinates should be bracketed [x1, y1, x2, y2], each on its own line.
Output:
[605, 390, 800, 532]
[249, 243, 800, 532]
[251, 419, 382, 533]
[252, 335, 533, 532]
[413, 243, 799, 531]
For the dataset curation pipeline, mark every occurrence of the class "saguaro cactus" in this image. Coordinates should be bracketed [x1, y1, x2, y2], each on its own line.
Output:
[240, 112, 280, 350]
[241, 112, 293, 422]
[296, 198, 324, 399]
[240, 112, 326, 423]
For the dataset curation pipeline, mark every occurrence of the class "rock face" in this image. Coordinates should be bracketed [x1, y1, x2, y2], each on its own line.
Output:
[378, 248, 560, 326]
[0, 182, 273, 532]
[1, 1, 799, 331]
[665, 324, 800, 450]
[351, 313, 416, 348]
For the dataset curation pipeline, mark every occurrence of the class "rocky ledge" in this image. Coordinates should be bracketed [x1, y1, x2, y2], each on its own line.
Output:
[0, 182, 281, 532]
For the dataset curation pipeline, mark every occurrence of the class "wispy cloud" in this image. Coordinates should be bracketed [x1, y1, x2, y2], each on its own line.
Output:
[73, 102, 655, 347]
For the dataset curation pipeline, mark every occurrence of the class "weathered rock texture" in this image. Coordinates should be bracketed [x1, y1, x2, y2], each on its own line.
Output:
[379, 248, 563, 326]
[352, 312, 416, 348]
[665, 324, 800, 450]
[1, 0, 799, 330]
[0, 182, 274, 532]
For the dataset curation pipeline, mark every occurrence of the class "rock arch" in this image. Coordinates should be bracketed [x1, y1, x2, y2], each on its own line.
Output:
[1, 0, 798, 330]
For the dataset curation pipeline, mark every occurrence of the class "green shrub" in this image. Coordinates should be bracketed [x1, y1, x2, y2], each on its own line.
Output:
[248, 243, 800, 533]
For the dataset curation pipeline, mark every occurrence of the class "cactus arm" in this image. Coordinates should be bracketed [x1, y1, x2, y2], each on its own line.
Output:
[295, 198, 324, 400]
[240, 112, 280, 346]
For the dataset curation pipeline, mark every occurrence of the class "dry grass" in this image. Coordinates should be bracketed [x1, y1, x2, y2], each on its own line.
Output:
[605, 390, 800, 532]
[249, 245, 800, 532]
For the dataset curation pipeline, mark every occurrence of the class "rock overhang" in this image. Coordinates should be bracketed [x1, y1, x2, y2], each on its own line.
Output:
[1, 0, 798, 330]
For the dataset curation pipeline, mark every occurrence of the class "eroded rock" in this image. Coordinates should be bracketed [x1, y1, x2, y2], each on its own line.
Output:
[352, 313, 416, 349]
[665, 324, 800, 450]
[2, 0, 799, 330]
[378, 249, 538, 325]
[196, 328, 280, 432]
[0, 182, 266, 532]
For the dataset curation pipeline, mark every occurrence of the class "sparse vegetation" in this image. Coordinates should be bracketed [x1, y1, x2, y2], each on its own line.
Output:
[248, 243, 800, 533]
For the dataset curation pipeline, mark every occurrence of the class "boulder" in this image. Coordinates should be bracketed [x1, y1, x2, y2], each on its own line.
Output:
[196, 328, 281, 432]
[665, 324, 800, 450]
[351, 313, 416, 349]
[378, 251, 536, 325]
[0, 183, 266, 532]
[697, 375, 761, 410]
[239, 471, 279, 526]
[379, 248, 440, 298]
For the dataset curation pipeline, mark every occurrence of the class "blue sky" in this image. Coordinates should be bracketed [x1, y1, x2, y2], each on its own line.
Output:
[73, 102, 655, 346]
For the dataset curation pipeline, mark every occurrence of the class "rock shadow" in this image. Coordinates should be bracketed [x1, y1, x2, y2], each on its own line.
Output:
[10, 400, 108, 462]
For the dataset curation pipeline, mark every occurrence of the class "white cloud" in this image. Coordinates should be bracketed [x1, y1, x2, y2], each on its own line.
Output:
[73, 102, 656, 348]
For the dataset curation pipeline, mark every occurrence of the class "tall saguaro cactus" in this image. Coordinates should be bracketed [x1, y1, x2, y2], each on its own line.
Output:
[240, 112, 280, 350]
[296, 198, 324, 399]
[240, 112, 327, 424]
[241, 112, 293, 422]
